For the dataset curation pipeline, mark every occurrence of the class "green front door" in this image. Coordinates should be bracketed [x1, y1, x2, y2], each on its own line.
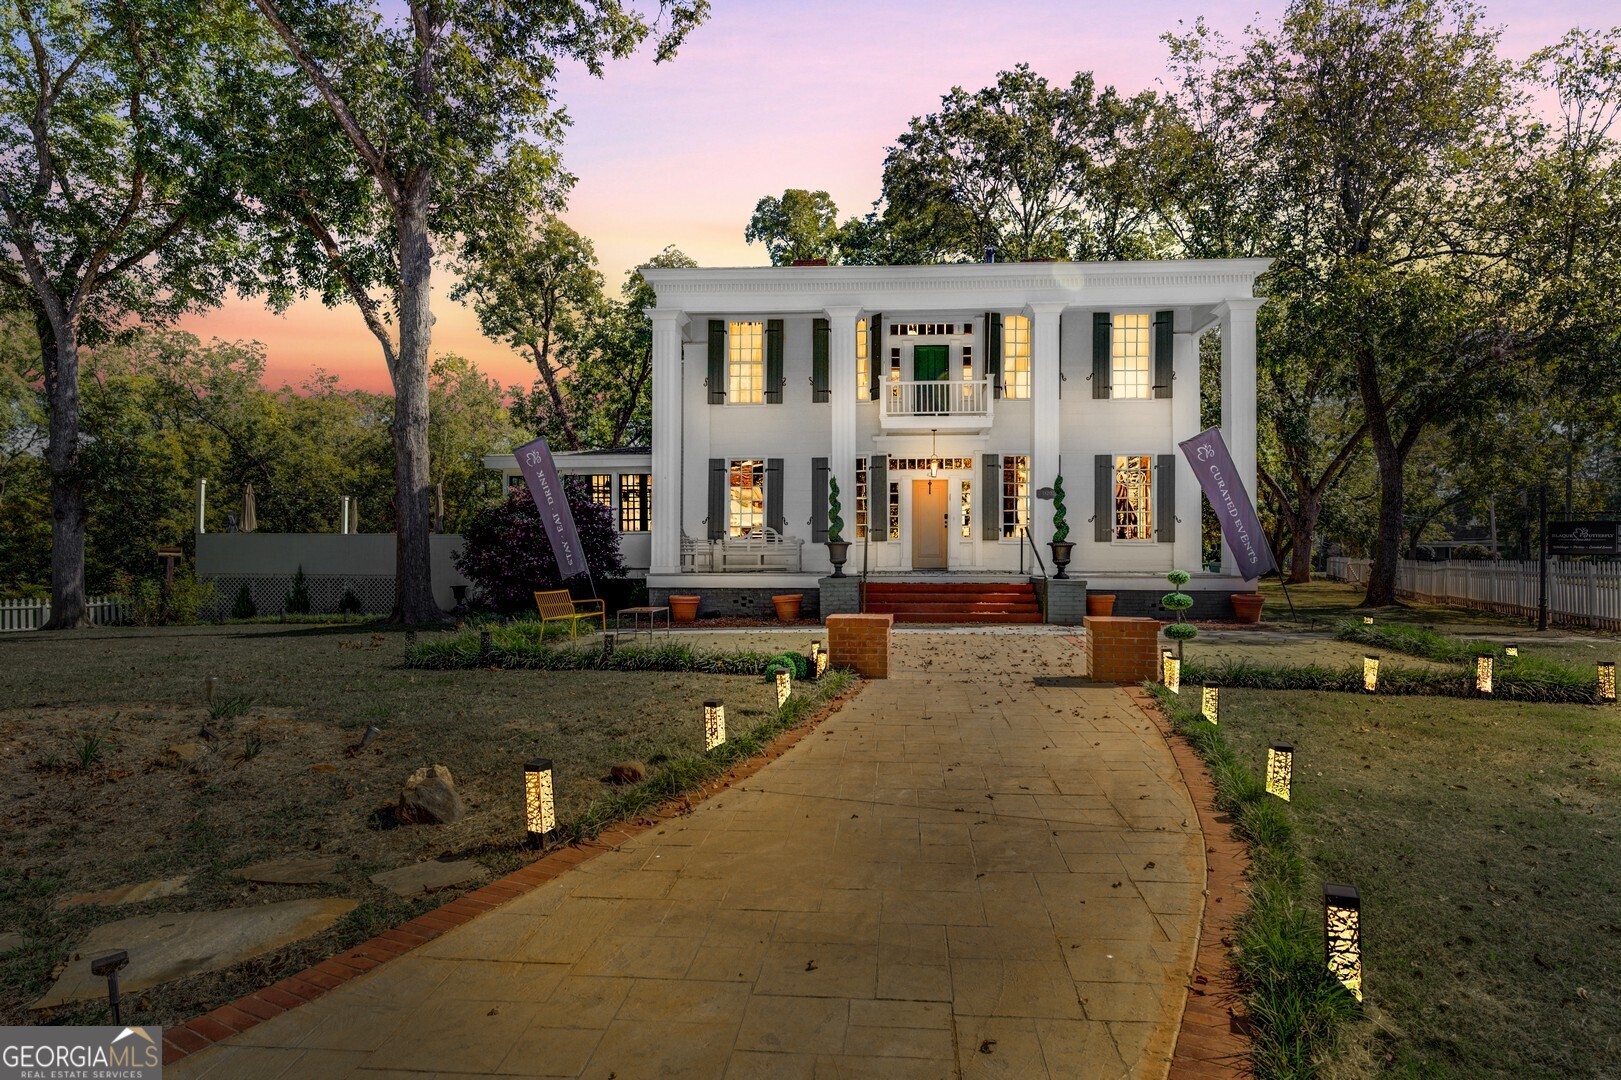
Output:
[912, 345, 948, 413]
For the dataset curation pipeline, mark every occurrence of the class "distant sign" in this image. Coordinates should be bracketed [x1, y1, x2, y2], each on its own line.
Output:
[1548, 520, 1620, 556]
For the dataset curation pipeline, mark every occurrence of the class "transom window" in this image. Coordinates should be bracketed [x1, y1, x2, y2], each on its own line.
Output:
[618, 474, 650, 532]
[856, 318, 869, 401]
[1112, 313, 1152, 400]
[887, 457, 975, 472]
[1001, 455, 1030, 539]
[890, 323, 964, 336]
[1113, 454, 1154, 540]
[728, 321, 764, 404]
[1002, 315, 1031, 399]
[728, 458, 764, 536]
[587, 474, 612, 507]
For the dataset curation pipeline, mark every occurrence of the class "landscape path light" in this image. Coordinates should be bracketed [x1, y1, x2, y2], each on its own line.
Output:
[523, 759, 557, 847]
[1323, 883, 1363, 1001]
[1161, 649, 1180, 694]
[815, 650, 828, 678]
[1476, 654, 1494, 695]
[1266, 742, 1293, 801]
[1363, 655, 1379, 693]
[1363, 616, 1374, 625]
[602, 632, 615, 659]
[704, 700, 726, 750]
[1505, 644, 1518, 657]
[776, 669, 791, 708]
[1600, 661, 1616, 704]
[1201, 686, 1219, 724]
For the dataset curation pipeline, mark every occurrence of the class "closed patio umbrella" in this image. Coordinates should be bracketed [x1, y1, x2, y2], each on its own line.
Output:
[241, 483, 258, 533]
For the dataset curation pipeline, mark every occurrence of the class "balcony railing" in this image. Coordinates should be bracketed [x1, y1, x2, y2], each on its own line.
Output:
[883, 377, 991, 419]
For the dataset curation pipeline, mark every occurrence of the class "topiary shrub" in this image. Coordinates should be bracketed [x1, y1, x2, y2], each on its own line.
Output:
[285, 566, 312, 615]
[1051, 474, 1069, 543]
[231, 582, 257, 620]
[768, 651, 809, 680]
[827, 476, 844, 543]
[1162, 568, 1196, 649]
[338, 588, 363, 617]
[453, 480, 626, 615]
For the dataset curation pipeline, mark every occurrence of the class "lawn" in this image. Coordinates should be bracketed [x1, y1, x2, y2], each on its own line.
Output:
[1204, 685, 1621, 1078]
[0, 623, 810, 1030]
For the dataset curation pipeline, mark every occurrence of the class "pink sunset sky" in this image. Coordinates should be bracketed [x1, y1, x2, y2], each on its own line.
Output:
[180, 0, 1603, 394]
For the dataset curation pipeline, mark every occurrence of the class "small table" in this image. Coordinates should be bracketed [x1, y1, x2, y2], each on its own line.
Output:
[616, 605, 671, 639]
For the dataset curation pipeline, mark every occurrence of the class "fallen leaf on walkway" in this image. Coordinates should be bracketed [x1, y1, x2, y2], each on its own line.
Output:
[979, 1040, 996, 1054]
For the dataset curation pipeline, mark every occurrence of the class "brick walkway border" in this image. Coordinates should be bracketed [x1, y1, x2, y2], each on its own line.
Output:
[1126, 686, 1255, 1080]
[160, 682, 864, 1068]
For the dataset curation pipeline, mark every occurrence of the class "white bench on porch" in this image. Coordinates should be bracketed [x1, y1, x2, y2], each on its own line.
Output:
[681, 528, 803, 573]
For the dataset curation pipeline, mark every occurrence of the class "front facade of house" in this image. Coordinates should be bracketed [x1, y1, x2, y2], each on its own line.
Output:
[636, 259, 1269, 616]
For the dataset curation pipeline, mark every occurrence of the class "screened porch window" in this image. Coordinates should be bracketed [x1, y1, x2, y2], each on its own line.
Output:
[728, 458, 765, 536]
[1113, 454, 1154, 540]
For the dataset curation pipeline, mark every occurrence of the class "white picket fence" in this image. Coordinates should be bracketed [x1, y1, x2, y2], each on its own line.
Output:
[0, 595, 131, 632]
[1326, 557, 1621, 631]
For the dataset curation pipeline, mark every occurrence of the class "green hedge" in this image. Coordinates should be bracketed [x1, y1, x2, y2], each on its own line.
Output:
[404, 625, 810, 676]
[1331, 619, 1505, 664]
[1183, 656, 1600, 704]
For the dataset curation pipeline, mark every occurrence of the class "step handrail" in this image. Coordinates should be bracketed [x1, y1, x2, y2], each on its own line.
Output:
[1022, 527, 1048, 579]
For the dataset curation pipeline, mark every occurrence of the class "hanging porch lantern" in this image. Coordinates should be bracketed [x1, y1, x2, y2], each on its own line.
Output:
[1266, 742, 1293, 801]
[523, 759, 557, 847]
[776, 669, 791, 707]
[704, 700, 726, 750]
[1363, 655, 1379, 693]
[1600, 661, 1616, 704]
[1201, 686, 1219, 724]
[1323, 883, 1363, 1001]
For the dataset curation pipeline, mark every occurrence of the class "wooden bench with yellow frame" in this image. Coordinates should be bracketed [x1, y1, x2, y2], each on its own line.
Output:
[532, 589, 605, 636]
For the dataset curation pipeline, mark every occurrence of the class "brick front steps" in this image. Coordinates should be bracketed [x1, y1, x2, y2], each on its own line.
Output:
[863, 581, 1043, 624]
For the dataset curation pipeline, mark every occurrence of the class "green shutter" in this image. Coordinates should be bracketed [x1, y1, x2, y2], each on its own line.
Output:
[869, 454, 888, 541]
[1092, 313, 1111, 399]
[869, 314, 883, 399]
[982, 454, 1000, 541]
[812, 318, 830, 403]
[708, 459, 726, 540]
[766, 458, 784, 534]
[811, 457, 829, 542]
[1094, 454, 1112, 542]
[1156, 454, 1176, 542]
[985, 313, 1002, 398]
[707, 320, 726, 404]
[1153, 310, 1173, 399]
[765, 319, 784, 403]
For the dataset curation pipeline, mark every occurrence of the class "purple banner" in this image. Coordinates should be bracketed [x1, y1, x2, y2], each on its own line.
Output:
[1178, 427, 1276, 581]
[514, 437, 589, 581]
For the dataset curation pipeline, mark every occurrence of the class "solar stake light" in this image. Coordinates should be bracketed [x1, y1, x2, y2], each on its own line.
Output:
[523, 759, 557, 847]
[1201, 686, 1219, 724]
[1363, 616, 1374, 625]
[776, 669, 791, 707]
[92, 950, 129, 1024]
[704, 700, 726, 750]
[602, 633, 615, 658]
[1475, 655, 1494, 695]
[1323, 883, 1363, 1001]
[1505, 644, 1518, 657]
[1162, 649, 1180, 694]
[1363, 655, 1379, 693]
[1266, 742, 1294, 801]
[815, 650, 828, 678]
[1600, 661, 1616, 704]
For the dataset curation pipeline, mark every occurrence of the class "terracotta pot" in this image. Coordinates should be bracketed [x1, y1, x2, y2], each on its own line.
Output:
[772, 594, 803, 623]
[1086, 593, 1116, 617]
[668, 595, 701, 623]
[1230, 592, 1266, 624]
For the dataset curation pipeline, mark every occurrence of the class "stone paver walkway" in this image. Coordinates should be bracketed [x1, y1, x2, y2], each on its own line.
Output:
[172, 633, 1203, 1079]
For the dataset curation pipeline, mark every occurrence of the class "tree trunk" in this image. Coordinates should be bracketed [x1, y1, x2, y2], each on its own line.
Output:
[1361, 405, 1404, 606]
[41, 311, 89, 629]
[391, 196, 446, 624]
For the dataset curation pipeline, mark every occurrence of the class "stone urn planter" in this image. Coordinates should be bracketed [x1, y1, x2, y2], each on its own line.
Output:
[1086, 593, 1116, 617]
[1230, 592, 1266, 624]
[772, 594, 804, 623]
[668, 595, 701, 624]
[825, 540, 851, 578]
[1048, 541, 1075, 579]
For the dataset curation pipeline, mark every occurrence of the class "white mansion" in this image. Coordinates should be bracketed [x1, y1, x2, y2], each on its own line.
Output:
[492, 258, 1269, 618]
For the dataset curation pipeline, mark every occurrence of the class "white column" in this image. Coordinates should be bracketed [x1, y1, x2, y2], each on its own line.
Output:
[649, 308, 687, 575]
[1028, 302, 1066, 552]
[825, 306, 863, 536]
[1218, 298, 1263, 576]
[1170, 309, 1202, 573]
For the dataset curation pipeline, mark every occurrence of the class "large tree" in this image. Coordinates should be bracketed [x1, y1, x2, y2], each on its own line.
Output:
[745, 189, 840, 265]
[0, 0, 258, 627]
[244, 0, 706, 622]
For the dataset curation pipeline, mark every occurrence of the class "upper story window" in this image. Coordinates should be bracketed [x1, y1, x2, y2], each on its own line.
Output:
[587, 474, 612, 507]
[856, 318, 869, 401]
[1002, 315, 1031, 399]
[619, 474, 651, 532]
[1112, 313, 1152, 399]
[728, 458, 765, 536]
[728, 321, 764, 404]
[1113, 454, 1154, 540]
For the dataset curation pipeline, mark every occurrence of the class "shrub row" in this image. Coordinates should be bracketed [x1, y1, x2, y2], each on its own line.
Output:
[1147, 684, 1359, 1078]
[1183, 655, 1601, 704]
[1331, 619, 1506, 664]
[403, 624, 812, 677]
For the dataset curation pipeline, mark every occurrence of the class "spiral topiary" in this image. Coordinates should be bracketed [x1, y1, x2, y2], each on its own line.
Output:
[1051, 474, 1069, 543]
[827, 476, 844, 543]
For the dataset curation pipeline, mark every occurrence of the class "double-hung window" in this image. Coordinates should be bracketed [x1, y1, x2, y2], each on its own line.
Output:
[1113, 455, 1154, 540]
[1001, 455, 1030, 539]
[728, 321, 765, 404]
[1111, 313, 1152, 400]
[618, 474, 651, 532]
[587, 474, 612, 508]
[1002, 315, 1031, 399]
[854, 458, 869, 539]
[855, 318, 869, 401]
[728, 459, 765, 536]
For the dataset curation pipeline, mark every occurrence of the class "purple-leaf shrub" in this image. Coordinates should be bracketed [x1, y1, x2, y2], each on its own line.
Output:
[453, 478, 625, 614]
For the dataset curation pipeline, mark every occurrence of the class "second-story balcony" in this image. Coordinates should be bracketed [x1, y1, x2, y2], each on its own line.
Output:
[881, 377, 994, 433]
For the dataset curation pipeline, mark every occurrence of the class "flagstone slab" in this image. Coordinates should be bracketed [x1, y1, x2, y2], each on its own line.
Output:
[370, 859, 487, 897]
[33, 898, 358, 1009]
[0, 932, 25, 953]
[235, 856, 342, 886]
[53, 876, 190, 911]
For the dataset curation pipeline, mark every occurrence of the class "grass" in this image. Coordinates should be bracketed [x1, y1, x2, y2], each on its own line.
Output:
[1184, 656, 1601, 704]
[404, 622, 804, 675]
[0, 622, 848, 1030]
[1332, 620, 1510, 665]
[1173, 681, 1621, 1078]
[1255, 578, 1530, 631]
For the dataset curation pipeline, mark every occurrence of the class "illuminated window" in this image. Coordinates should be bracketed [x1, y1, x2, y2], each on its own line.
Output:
[887, 482, 901, 540]
[728, 321, 764, 404]
[1112, 313, 1151, 400]
[618, 474, 650, 532]
[1001, 455, 1030, 539]
[507, 474, 527, 492]
[1002, 314, 1031, 399]
[855, 459, 869, 539]
[856, 318, 869, 401]
[960, 480, 972, 538]
[728, 458, 764, 536]
[1113, 454, 1153, 540]
[587, 474, 612, 508]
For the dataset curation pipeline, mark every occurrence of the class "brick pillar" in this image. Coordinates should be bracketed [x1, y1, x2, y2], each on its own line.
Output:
[1083, 616, 1161, 682]
[826, 613, 893, 678]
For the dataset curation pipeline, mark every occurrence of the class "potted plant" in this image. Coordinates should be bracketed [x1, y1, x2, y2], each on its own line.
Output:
[825, 476, 851, 577]
[1048, 474, 1074, 578]
[669, 595, 701, 623]
[1086, 593, 1116, 616]
[772, 594, 803, 622]
[1162, 569, 1198, 656]
[1230, 591, 1265, 624]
